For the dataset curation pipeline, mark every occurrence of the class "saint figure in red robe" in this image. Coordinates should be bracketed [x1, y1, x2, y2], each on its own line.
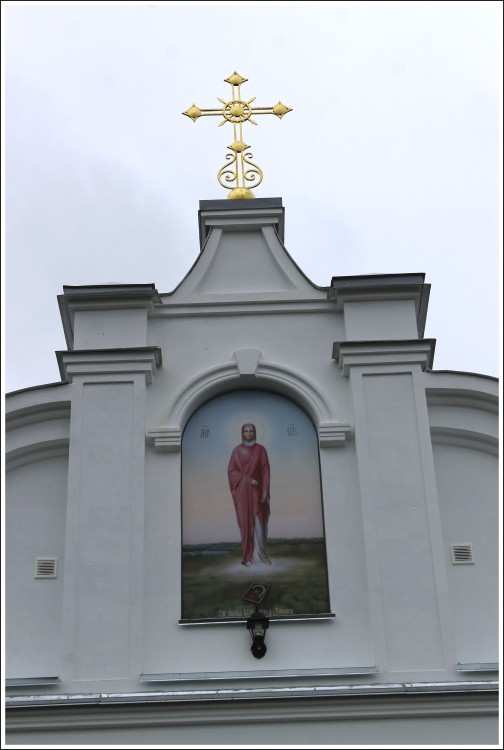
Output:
[227, 423, 271, 566]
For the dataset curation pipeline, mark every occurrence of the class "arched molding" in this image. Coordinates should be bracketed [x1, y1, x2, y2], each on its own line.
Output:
[168, 357, 333, 427]
[430, 427, 498, 457]
[6, 439, 70, 471]
[6, 401, 71, 470]
[426, 386, 498, 414]
[146, 352, 351, 451]
[6, 401, 71, 429]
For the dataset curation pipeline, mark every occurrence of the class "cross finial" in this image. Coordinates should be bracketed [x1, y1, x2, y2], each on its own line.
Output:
[183, 71, 292, 199]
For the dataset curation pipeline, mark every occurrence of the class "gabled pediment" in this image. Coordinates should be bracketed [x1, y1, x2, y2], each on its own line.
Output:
[166, 199, 325, 303]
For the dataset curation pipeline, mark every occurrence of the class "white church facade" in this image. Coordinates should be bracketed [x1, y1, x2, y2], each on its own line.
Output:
[5, 198, 499, 744]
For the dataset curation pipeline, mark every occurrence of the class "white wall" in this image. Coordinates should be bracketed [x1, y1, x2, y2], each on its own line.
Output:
[433, 443, 499, 663]
[6, 454, 68, 677]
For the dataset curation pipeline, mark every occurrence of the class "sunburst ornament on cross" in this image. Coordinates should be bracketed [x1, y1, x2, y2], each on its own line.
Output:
[183, 71, 292, 199]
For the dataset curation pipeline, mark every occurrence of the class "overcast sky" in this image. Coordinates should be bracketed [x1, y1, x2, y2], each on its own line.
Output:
[3, 1, 502, 393]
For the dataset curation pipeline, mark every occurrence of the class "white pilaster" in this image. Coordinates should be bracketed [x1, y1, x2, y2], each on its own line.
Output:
[60, 348, 160, 686]
[334, 340, 455, 674]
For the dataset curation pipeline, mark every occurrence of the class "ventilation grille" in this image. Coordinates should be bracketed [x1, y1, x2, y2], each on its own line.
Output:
[35, 558, 58, 578]
[451, 544, 474, 564]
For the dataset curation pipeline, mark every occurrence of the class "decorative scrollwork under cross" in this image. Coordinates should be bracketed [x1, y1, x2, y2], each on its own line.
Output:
[183, 71, 292, 199]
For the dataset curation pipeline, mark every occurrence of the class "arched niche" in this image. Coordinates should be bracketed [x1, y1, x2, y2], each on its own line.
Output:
[146, 352, 351, 452]
[180, 389, 333, 623]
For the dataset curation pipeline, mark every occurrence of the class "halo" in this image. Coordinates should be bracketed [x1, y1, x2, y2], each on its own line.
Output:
[233, 417, 266, 443]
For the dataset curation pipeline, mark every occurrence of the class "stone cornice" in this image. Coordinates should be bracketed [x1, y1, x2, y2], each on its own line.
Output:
[198, 198, 285, 248]
[5, 682, 498, 733]
[146, 427, 182, 452]
[58, 284, 161, 350]
[318, 422, 352, 447]
[153, 298, 334, 317]
[328, 274, 430, 338]
[333, 340, 436, 376]
[56, 347, 162, 384]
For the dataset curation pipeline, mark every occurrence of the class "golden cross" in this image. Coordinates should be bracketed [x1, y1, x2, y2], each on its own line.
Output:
[183, 71, 292, 199]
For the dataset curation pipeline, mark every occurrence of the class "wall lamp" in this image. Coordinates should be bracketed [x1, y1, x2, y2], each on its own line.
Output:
[246, 606, 270, 659]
